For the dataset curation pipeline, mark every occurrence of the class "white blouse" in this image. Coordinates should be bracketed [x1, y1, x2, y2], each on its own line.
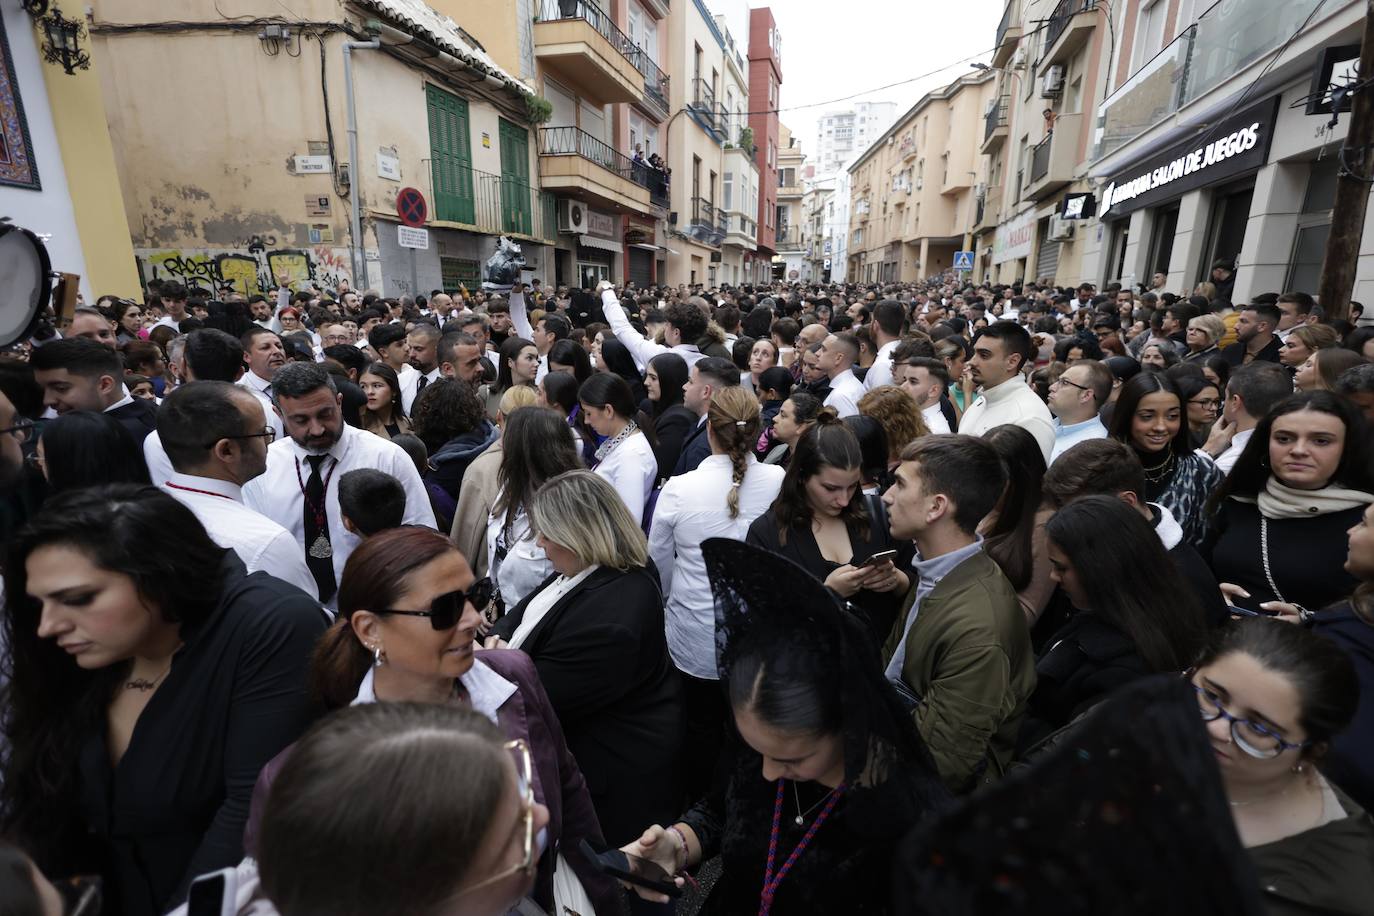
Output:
[592, 431, 658, 526]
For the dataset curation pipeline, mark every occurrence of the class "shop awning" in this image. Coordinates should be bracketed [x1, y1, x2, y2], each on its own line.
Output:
[577, 235, 622, 253]
[628, 242, 678, 255]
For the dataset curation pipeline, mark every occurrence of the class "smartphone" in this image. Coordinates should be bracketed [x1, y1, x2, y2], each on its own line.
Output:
[860, 549, 898, 568]
[579, 837, 682, 898]
[186, 868, 237, 916]
[1227, 593, 1272, 616]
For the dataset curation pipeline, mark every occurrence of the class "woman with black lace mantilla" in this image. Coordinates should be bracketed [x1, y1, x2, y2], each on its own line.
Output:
[618, 538, 948, 914]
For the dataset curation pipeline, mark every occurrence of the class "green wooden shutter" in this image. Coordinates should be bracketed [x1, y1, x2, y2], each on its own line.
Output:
[427, 85, 475, 224]
[498, 118, 531, 236]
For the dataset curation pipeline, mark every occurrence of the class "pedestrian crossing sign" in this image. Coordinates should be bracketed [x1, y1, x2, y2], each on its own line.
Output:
[953, 250, 975, 271]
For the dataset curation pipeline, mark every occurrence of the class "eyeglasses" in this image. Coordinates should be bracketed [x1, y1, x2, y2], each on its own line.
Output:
[1192, 682, 1308, 759]
[204, 427, 276, 449]
[379, 577, 494, 630]
[455, 739, 536, 897]
[1188, 399, 1223, 410]
[1050, 377, 1089, 393]
[0, 419, 35, 443]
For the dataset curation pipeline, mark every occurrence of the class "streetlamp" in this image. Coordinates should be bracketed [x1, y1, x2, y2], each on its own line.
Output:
[40, 8, 90, 75]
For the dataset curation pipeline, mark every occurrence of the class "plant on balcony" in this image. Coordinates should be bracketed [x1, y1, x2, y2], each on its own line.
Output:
[525, 94, 553, 125]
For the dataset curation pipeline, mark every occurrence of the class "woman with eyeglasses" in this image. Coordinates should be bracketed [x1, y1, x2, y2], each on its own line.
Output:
[249, 526, 619, 915]
[185, 704, 551, 916]
[1209, 392, 1374, 617]
[1189, 618, 1374, 913]
[0, 486, 327, 916]
[1175, 374, 1223, 449]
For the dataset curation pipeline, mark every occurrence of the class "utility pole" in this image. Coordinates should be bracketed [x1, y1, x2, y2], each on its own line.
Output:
[1316, 0, 1374, 322]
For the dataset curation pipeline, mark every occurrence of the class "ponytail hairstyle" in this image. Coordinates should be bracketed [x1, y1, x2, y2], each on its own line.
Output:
[708, 387, 762, 519]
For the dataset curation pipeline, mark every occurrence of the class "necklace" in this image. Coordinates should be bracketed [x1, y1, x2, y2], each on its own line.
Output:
[760, 780, 845, 916]
[792, 780, 837, 826]
[293, 455, 338, 559]
[125, 659, 173, 691]
[1140, 449, 1175, 484]
[1228, 779, 1300, 808]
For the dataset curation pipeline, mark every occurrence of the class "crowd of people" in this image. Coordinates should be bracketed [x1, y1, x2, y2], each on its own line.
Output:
[1, 267, 1374, 915]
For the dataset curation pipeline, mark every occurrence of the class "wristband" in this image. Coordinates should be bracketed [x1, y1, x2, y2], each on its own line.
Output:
[666, 824, 689, 872]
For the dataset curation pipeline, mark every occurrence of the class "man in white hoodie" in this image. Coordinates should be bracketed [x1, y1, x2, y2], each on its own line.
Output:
[1042, 438, 1229, 626]
[958, 321, 1055, 462]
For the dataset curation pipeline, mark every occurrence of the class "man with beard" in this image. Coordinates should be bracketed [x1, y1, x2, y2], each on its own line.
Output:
[243, 363, 435, 609]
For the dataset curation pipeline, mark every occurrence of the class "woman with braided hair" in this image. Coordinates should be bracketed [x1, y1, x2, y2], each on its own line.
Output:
[649, 387, 786, 798]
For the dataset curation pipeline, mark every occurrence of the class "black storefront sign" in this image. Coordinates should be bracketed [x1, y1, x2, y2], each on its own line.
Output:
[1099, 96, 1279, 221]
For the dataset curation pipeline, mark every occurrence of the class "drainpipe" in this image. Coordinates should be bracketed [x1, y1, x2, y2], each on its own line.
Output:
[344, 39, 380, 289]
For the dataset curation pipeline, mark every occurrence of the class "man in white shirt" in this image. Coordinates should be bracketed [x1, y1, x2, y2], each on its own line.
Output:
[958, 322, 1055, 462]
[894, 355, 952, 434]
[863, 300, 906, 391]
[1201, 362, 1293, 474]
[1046, 360, 1111, 463]
[406, 323, 444, 408]
[156, 381, 320, 599]
[243, 363, 435, 608]
[819, 333, 865, 418]
[597, 281, 706, 371]
[153, 282, 190, 330]
[237, 327, 287, 440]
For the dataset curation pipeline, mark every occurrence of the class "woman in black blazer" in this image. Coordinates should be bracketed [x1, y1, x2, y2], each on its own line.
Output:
[644, 352, 696, 481]
[746, 417, 912, 645]
[489, 470, 685, 846]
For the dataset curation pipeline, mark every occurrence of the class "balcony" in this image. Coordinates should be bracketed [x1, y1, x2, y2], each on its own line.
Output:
[982, 95, 1009, 153]
[688, 79, 727, 142]
[1040, 0, 1096, 68]
[1094, 0, 1326, 161]
[721, 212, 758, 249]
[1023, 113, 1081, 201]
[775, 226, 802, 250]
[636, 53, 671, 121]
[535, 0, 645, 105]
[537, 126, 652, 213]
[992, 0, 1022, 67]
[688, 196, 724, 247]
[430, 167, 558, 244]
[898, 131, 917, 160]
[973, 186, 1002, 234]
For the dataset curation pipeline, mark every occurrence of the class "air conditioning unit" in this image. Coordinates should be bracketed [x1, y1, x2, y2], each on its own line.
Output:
[1041, 64, 1066, 99]
[1011, 48, 1027, 70]
[557, 199, 587, 233]
[1048, 214, 1076, 241]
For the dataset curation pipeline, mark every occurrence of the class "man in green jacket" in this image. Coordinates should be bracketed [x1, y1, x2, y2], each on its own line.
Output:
[882, 435, 1036, 792]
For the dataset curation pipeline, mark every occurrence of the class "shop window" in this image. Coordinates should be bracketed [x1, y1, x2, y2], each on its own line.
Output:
[1286, 156, 1340, 294]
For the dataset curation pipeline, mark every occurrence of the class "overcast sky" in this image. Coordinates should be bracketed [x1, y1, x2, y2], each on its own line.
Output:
[711, 0, 1005, 168]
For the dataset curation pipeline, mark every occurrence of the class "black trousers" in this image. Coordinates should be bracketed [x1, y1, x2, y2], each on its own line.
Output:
[679, 670, 728, 805]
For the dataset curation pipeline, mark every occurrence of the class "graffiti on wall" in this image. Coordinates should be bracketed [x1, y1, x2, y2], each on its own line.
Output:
[136, 246, 353, 296]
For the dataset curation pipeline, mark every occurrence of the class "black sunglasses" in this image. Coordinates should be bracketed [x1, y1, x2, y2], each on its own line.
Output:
[379, 578, 494, 630]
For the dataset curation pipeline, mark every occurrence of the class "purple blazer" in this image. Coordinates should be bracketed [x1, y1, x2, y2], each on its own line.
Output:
[243, 649, 625, 915]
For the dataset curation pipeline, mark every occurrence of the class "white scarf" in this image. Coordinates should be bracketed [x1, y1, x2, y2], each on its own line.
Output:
[1252, 478, 1374, 520]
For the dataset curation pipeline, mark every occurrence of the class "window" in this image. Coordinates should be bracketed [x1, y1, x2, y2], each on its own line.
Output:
[1130, 0, 1168, 75]
[627, 2, 658, 62]
[426, 85, 475, 223]
[629, 110, 658, 158]
[723, 172, 733, 210]
[1286, 157, 1339, 293]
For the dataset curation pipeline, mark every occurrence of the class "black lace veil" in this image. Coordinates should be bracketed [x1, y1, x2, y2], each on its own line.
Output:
[703, 537, 949, 838]
[893, 674, 1264, 915]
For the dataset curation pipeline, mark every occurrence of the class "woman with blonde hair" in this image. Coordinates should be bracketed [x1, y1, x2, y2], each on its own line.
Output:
[1296, 348, 1368, 393]
[648, 387, 785, 799]
[1280, 323, 1341, 370]
[449, 388, 538, 580]
[858, 384, 930, 467]
[489, 470, 684, 845]
[1183, 314, 1226, 363]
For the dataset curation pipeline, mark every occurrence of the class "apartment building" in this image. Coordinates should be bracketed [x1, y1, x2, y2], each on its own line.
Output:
[845, 71, 995, 284]
[747, 8, 782, 262]
[715, 15, 763, 285]
[814, 101, 898, 175]
[774, 123, 807, 280]
[463, 0, 670, 287]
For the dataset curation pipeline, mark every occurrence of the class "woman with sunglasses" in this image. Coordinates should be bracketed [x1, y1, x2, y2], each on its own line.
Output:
[1189, 618, 1374, 912]
[249, 526, 619, 915]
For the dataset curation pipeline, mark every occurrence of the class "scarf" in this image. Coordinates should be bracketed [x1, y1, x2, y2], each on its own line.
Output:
[1251, 478, 1374, 520]
[592, 418, 638, 465]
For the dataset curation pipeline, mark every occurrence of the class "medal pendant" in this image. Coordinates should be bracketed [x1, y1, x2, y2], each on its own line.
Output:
[309, 534, 333, 559]
[794, 815, 804, 826]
